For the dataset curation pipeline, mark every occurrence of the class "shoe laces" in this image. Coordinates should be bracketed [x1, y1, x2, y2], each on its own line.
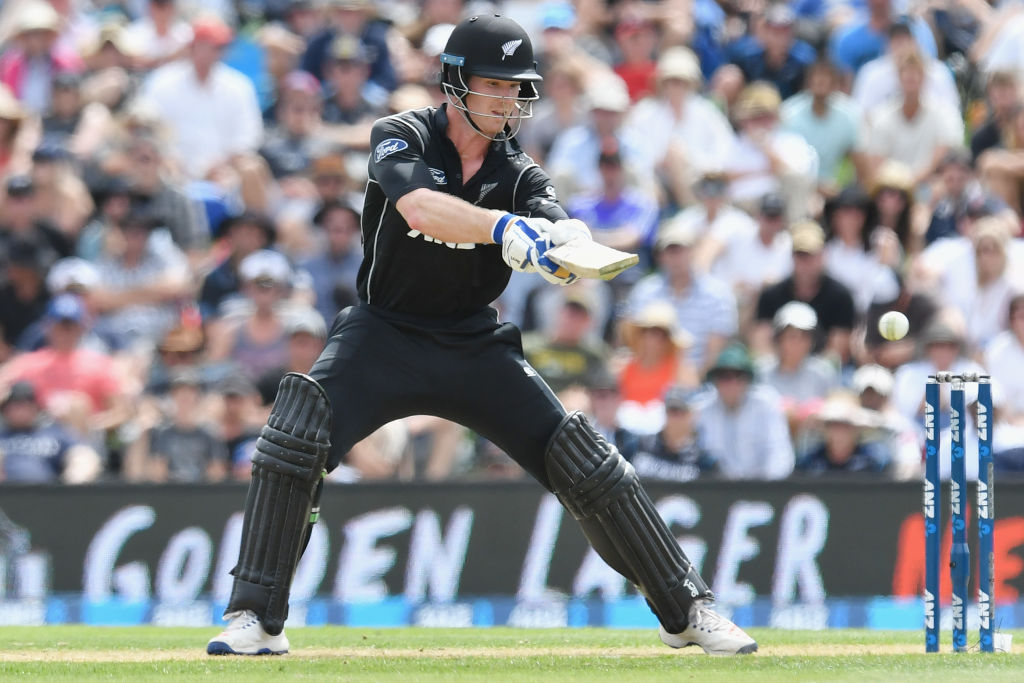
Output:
[689, 600, 728, 633]
[223, 610, 260, 632]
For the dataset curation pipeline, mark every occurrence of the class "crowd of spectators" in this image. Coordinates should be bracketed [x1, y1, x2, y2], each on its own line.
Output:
[2, 0, 1024, 485]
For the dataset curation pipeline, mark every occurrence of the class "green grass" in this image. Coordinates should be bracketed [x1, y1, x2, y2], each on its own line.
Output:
[1, 627, 1022, 681]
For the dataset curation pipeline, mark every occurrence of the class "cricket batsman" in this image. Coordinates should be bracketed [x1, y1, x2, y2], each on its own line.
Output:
[207, 14, 757, 656]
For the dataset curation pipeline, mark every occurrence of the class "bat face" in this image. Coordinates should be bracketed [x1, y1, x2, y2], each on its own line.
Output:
[545, 240, 639, 280]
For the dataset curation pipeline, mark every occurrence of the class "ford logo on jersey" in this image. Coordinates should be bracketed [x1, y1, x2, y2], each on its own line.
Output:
[374, 138, 408, 163]
[429, 167, 447, 185]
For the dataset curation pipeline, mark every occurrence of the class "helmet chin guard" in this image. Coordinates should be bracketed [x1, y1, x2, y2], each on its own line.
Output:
[439, 15, 543, 141]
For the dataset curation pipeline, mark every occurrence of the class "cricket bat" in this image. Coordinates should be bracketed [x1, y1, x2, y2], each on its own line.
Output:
[546, 239, 639, 280]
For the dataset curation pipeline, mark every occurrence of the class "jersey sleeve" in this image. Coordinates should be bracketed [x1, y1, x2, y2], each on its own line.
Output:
[513, 163, 569, 221]
[368, 116, 437, 203]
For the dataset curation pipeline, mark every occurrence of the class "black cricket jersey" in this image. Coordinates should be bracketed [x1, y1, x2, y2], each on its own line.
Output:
[360, 104, 568, 318]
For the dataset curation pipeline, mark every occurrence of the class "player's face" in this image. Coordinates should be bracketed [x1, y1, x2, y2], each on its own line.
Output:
[464, 76, 522, 136]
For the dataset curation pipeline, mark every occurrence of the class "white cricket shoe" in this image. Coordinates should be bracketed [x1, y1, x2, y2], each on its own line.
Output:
[659, 600, 758, 655]
[207, 610, 289, 655]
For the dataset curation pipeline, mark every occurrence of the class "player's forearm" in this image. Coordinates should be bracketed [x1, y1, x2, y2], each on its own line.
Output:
[396, 188, 505, 244]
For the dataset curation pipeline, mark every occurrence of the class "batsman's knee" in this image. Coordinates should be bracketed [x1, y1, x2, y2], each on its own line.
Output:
[254, 373, 332, 481]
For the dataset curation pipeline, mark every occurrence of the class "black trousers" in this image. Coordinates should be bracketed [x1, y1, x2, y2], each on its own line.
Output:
[310, 303, 566, 488]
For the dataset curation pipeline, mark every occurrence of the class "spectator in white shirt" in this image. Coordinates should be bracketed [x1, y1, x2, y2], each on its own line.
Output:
[125, 0, 194, 71]
[623, 46, 736, 206]
[683, 172, 758, 271]
[852, 21, 959, 122]
[140, 15, 264, 183]
[861, 51, 964, 187]
[852, 363, 922, 480]
[984, 294, 1024, 426]
[722, 81, 818, 217]
[695, 342, 795, 480]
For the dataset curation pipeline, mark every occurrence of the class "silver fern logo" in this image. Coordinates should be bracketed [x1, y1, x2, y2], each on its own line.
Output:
[501, 39, 523, 60]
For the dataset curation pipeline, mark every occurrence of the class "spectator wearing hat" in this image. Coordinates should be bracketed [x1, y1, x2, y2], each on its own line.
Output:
[41, 72, 89, 149]
[0, 1, 83, 115]
[0, 239, 51, 353]
[584, 368, 640, 462]
[627, 218, 738, 374]
[0, 174, 73, 262]
[126, 0, 194, 71]
[829, 0, 937, 75]
[781, 59, 866, 192]
[702, 191, 793, 316]
[547, 74, 649, 199]
[823, 184, 900, 313]
[971, 71, 1019, 163]
[523, 289, 610, 396]
[307, 147, 354, 207]
[695, 342, 794, 480]
[0, 381, 102, 483]
[865, 158, 918, 259]
[321, 34, 383, 143]
[565, 144, 658, 284]
[92, 211, 190, 350]
[852, 20, 959, 120]
[623, 46, 737, 208]
[923, 148, 1007, 247]
[794, 392, 890, 475]
[125, 367, 228, 483]
[143, 319, 208, 396]
[852, 363, 922, 479]
[299, 199, 362, 323]
[630, 384, 717, 483]
[199, 211, 276, 319]
[727, 5, 816, 100]
[255, 306, 328, 406]
[207, 249, 298, 380]
[612, 14, 658, 103]
[0, 293, 127, 435]
[679, 171, 757, 270]
[759, 301, 839, 436]
[754, 220, 856, 364]
[213, 373, 263, 481]
[985, 294, 1024, 426]
[861, 51, 963, 188]
[615, 300, 698, 435]
[260, 70, 330, 181]
[301, 0, 396, 98]
[722, 81, 818, 215]
[139, 14, 264, 181]
[82, 19, 140, 74]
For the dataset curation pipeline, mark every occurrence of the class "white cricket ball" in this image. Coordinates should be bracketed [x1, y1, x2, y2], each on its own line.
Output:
[878, 311, 910, 341]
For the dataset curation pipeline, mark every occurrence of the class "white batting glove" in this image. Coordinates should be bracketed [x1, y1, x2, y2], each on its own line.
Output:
[546, 219, 592, 246]
[492, 214, 554, 273]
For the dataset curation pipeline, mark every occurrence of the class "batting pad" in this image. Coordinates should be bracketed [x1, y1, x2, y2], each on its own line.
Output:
[229, 373, 332, 636]
[545, 411, 711, 633]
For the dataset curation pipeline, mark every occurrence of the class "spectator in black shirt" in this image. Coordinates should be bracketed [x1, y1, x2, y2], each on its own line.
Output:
[199, 212, 276, 319]
[972, 70, 1019, 163]
[0, 175, 73, 264]
[631, 385, 717, 483]
[259, 70, 327, 180]
[0, 239, 51, 353]
[753, 219, 856, 364]
[795, 392, 890, 475]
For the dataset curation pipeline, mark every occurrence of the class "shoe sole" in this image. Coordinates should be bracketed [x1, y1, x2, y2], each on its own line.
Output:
[206, 641, 288, 656]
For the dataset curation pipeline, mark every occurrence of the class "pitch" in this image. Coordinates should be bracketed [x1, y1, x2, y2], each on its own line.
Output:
[1, 626, 1023, 681]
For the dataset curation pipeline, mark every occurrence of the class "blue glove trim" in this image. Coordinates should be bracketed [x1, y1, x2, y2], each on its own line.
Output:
[491, 213, 518, 244]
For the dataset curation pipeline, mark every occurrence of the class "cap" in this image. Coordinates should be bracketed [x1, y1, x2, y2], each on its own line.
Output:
[218, 373, 256, 397]
[563, 288, 597, 315]
[6, 174, 34, 196]
[169, 367, 203, 389]
[46, 257, 100, 293]
[46, 293, 88, 324]
[816, 392, 869, 426]
[871, 159, 914, 195]
[282, 70, 321, 97]
[663, 384, 698, 411]
[542, 2, 576, 30]
[852, 364, 894, 397]
[239, 249, 292, 285]
[922, 320, 961, 346]
[706, 342, 755, 381]
[3, 381, 38, 407]
[192, 15, 233, 47]
[827, 184, 870, 212]
[764, 4, 796, 27]
[790, 220, 826, 254]
[657, 46, 702, 84]
[656, 217, 699, 249]
[329, 34, 370, 63]
[623, 301, 694, 350]
[760, 192, 786, 217]
[734, 82, 781, 120]
[16, 1, 60, 34]
[286, 307, 328, 338]
[773, 301, 818, 332]
[587, 76, 630, 113]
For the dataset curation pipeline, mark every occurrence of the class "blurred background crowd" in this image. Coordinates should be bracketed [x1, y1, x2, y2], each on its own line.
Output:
[1, 0, 1023, 485]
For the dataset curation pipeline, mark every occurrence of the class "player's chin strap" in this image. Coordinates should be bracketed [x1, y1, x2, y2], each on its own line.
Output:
[545, 411, 713, 633]
[226, 373, 332, 636]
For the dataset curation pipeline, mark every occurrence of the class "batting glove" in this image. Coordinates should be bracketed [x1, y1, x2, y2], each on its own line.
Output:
[546, 219, 592, 246]
[532, 248, 579, 286]
[492, 214, 553, 273]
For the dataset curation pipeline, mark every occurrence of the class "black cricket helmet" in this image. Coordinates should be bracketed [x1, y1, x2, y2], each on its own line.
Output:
[440, 14, 541, 140]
